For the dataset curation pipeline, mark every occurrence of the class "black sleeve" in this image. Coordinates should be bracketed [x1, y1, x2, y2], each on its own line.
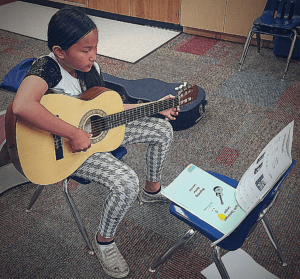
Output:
[25, 56, 62, 88]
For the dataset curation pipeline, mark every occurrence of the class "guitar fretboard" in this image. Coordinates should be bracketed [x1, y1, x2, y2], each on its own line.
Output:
[102, 96, 180, 131]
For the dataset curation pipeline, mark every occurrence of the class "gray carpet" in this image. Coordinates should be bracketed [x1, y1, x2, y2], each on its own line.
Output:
[0, 18, 300, 279]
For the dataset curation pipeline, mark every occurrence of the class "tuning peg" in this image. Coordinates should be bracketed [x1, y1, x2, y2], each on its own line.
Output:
[175, 82, 189, 92]
[175, 84, 183, 92]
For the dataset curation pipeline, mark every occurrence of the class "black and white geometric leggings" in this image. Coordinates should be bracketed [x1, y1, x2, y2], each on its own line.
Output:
[73, 117, 173, 238]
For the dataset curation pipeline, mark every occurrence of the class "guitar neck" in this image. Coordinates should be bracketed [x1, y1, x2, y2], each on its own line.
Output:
[103, 96, 180, 131]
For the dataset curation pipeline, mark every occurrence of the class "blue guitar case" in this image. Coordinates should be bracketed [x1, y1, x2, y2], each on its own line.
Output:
[103, 74, 207, 131]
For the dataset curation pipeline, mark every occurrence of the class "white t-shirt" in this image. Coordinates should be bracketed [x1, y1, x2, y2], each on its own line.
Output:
[26, 52, 103, 97]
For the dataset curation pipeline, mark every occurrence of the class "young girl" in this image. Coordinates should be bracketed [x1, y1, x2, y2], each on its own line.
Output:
[12, 6, 179, 279]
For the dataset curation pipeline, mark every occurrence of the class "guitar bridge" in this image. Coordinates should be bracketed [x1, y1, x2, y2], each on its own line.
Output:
[53, 134, 64, 160]
[52, 114, 64, 160]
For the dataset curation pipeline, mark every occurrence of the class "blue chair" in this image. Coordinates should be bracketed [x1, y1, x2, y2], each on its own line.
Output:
[25, 146, 127, 255]
[149, 160, 296, 279]
[239, 0, 300, 79]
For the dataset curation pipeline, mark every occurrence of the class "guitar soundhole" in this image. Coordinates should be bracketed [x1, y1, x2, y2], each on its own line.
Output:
[79, 109, 108, 144]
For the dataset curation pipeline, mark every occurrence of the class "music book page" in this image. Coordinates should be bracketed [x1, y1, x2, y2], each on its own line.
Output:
[235, 121, 294, 212]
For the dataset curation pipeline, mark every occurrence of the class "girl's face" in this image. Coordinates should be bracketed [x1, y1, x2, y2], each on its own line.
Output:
[58, 28, 98, 76]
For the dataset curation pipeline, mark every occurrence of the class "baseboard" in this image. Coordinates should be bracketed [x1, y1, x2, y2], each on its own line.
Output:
[183, 26, 274, 49]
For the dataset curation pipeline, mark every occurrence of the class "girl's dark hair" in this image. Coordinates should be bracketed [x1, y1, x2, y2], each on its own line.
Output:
[48, 6, 97, 51]
[77, 67, 106, 90]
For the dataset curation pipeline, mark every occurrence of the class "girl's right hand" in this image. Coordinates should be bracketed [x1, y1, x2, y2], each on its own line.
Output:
[69, 129, 92, 153]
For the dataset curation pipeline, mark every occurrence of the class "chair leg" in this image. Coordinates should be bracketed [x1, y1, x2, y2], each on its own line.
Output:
[212, 246, 230, 279]
[261, 215, 287, 266]
[256, 33, 261, 54]
[149, 228, 196, 272]
[25, 184, 45, 212]
[282, 29, 298, 80]
[62, 178, 94, 255]
[239, 25, 255, 71]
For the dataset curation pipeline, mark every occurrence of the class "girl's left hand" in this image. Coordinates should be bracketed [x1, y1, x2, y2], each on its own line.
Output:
[159, 95, 180, 120]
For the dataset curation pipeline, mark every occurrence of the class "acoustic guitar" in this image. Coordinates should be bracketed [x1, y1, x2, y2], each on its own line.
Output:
[5, 84, 198, 185]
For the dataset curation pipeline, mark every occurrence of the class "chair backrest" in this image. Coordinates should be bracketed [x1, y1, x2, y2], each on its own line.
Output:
[0, 58, 36, 93]
[262, 0, 300, 22]
[263, 0, 280, 17]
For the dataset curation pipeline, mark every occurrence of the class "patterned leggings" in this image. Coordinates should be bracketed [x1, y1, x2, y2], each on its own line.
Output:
[73, 117, 173, 238]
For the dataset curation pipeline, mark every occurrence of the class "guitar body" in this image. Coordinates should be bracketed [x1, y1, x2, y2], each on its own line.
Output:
[6, 88, 125, 185]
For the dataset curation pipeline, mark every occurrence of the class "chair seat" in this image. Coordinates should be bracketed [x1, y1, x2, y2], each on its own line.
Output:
[254, 16, 300, 30]
[170, 198, 268, 251]
[110, 146, 127, 160]
[252, 25, 295, 37]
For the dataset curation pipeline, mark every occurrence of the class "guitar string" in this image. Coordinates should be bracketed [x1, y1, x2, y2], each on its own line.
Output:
[53, 97, 180, 148]
[90, 97, 179, 134]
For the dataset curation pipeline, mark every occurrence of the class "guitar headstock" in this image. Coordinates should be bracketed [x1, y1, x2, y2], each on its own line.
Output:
[175, 82, 199, 106]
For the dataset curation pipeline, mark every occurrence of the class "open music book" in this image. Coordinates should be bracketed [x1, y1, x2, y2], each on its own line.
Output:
[162, 121, 294, 239]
